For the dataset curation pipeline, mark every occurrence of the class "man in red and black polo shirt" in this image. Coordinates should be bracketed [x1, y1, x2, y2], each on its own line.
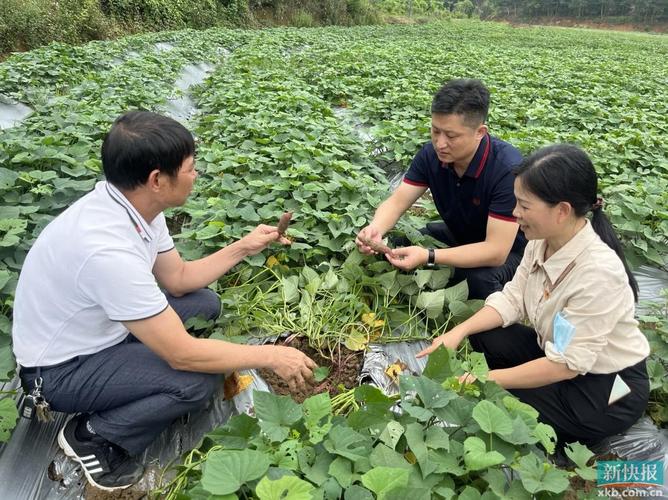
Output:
[356, 79, 526, 299]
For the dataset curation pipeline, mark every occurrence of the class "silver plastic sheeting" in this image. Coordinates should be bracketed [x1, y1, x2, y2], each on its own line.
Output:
[332, 106, 375, 144]
[331, 106, 396, 175]
[0, 377, 72, 499]
[635, 265, 668, 316]
[0, 375, 238, 499]
[174, 62, 215, 92]
[164, 62, 216, 124]
[163, 95, 198, 124]
[231, 369, 270, 416]
[359, 340, 429, 394]
[154, 42, 174, 52]
[388, 171, 404, 191]
[0, 97, 33, 129]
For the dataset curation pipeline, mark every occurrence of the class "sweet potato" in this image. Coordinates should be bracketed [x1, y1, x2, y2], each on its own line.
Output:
[277, 212, 292, 235]
[360, 236, 394, 256]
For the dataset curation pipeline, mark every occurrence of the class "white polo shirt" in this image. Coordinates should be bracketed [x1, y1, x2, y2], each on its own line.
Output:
[12, 181, 174, 367]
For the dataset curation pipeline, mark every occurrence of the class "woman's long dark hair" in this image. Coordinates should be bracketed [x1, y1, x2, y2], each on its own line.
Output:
[514, 144, 639, 301]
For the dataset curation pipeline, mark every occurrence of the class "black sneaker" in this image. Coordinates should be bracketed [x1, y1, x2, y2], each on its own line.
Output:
[57, 414, 144, 491]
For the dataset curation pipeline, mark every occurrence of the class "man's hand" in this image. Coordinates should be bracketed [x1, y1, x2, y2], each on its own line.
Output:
[386, 246, 428, 271]
[356, 225, 384, 255]
[416, 328, 467, 358]
[268, 346, 317, 392]
[239, 224, 291, 256]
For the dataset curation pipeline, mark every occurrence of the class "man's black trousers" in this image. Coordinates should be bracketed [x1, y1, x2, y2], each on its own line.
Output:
[19, 288, 222, 455]
[393, 221, 523, 300]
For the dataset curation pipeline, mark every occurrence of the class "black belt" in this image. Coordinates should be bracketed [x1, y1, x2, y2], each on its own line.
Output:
[19, 356, 79, 375]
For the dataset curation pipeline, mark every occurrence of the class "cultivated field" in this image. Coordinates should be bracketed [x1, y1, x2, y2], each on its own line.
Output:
[0, 19, 666, 498]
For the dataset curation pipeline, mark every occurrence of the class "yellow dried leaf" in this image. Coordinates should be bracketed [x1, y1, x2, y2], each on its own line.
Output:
[385, 360, 408, 382]
[373, 319, 385, 328]
[237, 374, 253, 391]
[404, 451, 417, 464]
[266, 255, 279, 268]
[361, 312, 376, 326]
[223, 372, 254, 400]
[344, 329, 368, 351]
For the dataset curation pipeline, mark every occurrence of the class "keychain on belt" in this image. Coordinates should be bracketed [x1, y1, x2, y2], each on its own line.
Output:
[20, 369, 53, 423]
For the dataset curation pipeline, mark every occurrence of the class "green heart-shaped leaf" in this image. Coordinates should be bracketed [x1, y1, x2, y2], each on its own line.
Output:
[202, 449, 270, 495]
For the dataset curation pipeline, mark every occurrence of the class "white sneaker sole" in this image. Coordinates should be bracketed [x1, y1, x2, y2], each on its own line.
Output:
[57, 424, 133, 492]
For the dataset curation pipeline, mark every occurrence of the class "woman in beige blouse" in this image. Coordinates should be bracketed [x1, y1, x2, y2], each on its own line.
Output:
[418, 144, 650, 447]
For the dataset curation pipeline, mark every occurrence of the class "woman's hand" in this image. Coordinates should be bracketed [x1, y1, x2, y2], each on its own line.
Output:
[416, 328, 468, 358]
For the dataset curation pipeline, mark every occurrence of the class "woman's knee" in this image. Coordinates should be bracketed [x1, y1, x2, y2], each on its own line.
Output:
[468, 324, 542, 369]
[467, 326, 506, 353]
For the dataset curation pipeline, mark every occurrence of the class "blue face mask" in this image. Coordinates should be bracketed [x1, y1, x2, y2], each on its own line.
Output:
[553, 311, 575, 354]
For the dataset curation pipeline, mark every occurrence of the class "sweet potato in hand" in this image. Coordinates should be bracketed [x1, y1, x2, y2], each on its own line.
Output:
[277, 212, 292, 235]
[360, 236, 395, 257]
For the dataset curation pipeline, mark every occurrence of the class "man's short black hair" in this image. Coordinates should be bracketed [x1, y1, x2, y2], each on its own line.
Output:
[431, 79, 490, 127]
[102, 111, 195, 190]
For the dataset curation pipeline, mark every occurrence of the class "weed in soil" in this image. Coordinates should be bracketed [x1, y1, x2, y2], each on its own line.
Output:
[258, 336, 363, 403]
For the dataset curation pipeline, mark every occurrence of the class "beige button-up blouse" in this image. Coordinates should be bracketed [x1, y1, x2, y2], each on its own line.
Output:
[486, 220, 650, 375]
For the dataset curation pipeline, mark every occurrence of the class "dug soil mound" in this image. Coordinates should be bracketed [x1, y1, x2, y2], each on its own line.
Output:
[258, 336, 364, 403]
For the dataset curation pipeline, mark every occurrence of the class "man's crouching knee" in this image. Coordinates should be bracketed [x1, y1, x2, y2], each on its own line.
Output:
[178, 372, 220, 409]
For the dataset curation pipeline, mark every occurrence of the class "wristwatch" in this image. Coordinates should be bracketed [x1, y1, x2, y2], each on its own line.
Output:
[426, 248, 436, 268]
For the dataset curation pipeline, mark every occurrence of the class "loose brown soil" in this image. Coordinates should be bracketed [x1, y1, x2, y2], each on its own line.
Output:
[563, 452, 619, 500]
[564, 476, 597, 499]
[84, 484, 146, 500]
[82, 464, 163, 500]
[258, 336, 364, 403]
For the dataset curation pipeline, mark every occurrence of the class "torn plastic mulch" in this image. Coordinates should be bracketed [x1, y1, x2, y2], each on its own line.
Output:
[358, 340, 429, 394]
[2, 337, 668, 497]
[0, 373, 238, 499]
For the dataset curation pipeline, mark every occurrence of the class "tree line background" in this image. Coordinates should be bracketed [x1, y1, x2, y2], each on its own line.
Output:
[443, 0, 667, 23]
[0, 0, 666, 56]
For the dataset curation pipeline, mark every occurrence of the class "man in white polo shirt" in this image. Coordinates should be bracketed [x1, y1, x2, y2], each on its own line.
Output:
[12, 111, 316, 492]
